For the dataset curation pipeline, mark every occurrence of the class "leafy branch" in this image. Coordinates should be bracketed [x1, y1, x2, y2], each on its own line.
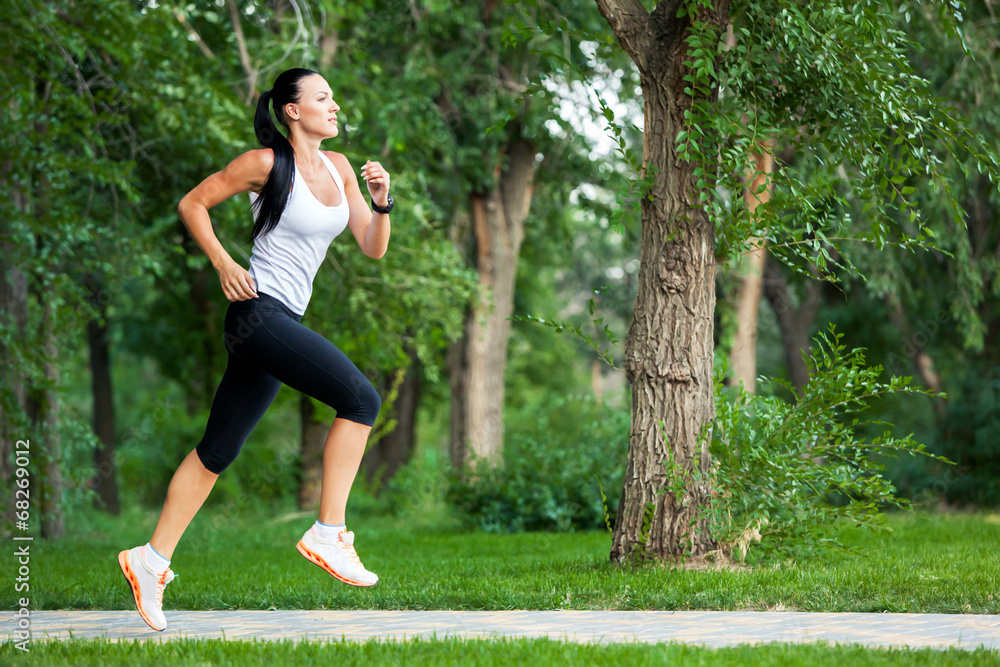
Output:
[511, 285, 621, 369]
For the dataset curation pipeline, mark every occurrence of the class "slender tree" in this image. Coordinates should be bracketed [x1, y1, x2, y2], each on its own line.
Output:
[727, 146, 774, 393]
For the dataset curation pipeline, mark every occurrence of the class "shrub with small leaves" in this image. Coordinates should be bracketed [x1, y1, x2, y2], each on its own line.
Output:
[705, 325, 952, 563]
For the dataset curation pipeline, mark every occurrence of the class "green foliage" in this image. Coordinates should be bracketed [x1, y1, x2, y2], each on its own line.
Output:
[512, 285, 621, 369]
[0, 0, 177, 464]
[678, 0, 1000, 280]
[501, 0, 1000, 532]
[495, 5, 650, 236]
[447, 392, 631, 533]
[707, 326, 950, 562]
[595, 474, 614, 533]
[321, 226, 478, 383]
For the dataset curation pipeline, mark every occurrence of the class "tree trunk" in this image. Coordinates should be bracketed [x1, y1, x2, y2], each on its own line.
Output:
[446, 305, 472, 471]
[319, 18, 339, 70]
[762, 260, 822, 393]
[364, 346, 421, 490]
[26, 75, 64, 538]
[27, 291, 65, 540]
[598, 0, 730, 563]
[0, 236, 28, 530]
[592, 357, 605, 402]
[449, 133, 536, 469]
[87, 302, 120, 515]
[1, 62, 29, 530]
[297, 395, 329, 510]
[886, 296, 945, 412]
[728, 149, 775, 393]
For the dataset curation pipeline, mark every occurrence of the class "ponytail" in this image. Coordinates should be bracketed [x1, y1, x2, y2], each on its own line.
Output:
[249, 68, 318, 242]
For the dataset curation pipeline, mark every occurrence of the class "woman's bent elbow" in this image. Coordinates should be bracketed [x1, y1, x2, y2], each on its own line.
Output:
[366, 243, 388, 259]
[177, 196, 190, 222]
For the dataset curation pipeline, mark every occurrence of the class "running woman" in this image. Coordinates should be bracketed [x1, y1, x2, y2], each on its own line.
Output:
[117, 67, 394, 632]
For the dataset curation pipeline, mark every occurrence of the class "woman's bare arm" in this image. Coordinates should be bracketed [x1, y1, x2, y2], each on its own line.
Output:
[177, 149, 273, 301]
[325, 151, 391, 259]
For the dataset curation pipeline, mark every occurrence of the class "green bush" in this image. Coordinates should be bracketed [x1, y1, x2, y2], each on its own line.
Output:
[706, 326, 951, 563]
[447, 391, 630, 533]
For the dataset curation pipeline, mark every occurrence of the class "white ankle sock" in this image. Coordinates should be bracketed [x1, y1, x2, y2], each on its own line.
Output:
[314, 520, 346, 541]
[144, 542, 171, 572]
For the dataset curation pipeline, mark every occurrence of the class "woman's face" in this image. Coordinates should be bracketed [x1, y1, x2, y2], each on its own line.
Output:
[285, 74, 340, 140]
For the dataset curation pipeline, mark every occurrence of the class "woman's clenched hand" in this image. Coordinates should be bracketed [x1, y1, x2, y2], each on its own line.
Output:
[217, 258, 259, 301]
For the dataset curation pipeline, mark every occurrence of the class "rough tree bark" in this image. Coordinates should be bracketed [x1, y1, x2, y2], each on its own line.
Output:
[728, 148, 774, 393]
[596, 0, 730, 562]
[448, 133, 536, 469]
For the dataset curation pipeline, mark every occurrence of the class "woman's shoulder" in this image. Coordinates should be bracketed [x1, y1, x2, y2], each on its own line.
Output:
[322, 150, 354, 184]
[242, 147, 276, 171]
[225, 148, 275, 177]
[322, 149, 348, 167]
[225, 149, 276, 196]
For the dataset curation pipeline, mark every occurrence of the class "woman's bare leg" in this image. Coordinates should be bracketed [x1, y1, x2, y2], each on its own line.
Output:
[148, 449, 220, 560]
[317, 418, 372, 525]
[147, 417, 367, 557]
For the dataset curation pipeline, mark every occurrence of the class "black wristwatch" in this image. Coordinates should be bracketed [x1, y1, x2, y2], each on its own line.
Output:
[371, 193, 394, 214]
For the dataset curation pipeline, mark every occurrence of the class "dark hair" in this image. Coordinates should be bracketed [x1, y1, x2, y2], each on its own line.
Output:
[250, 68, 319, 241]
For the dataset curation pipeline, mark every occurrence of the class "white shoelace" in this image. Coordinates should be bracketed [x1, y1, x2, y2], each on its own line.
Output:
[337, 531, 363, 567]
[156, 570, 176, 607]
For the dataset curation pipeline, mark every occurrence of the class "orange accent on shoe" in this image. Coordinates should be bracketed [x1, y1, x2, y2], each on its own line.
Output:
[295, 540, 377, 587]
[118, 550, 164, 632]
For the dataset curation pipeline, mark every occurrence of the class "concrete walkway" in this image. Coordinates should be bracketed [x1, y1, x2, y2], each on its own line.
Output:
[6, 610, 1000, 649]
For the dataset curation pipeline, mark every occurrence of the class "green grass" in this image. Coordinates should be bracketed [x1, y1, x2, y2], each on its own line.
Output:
[2, 638, 998, 666]
[4, 503, 999, 613]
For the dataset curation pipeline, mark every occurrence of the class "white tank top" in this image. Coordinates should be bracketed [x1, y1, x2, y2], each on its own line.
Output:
[247, 151, 350, 316]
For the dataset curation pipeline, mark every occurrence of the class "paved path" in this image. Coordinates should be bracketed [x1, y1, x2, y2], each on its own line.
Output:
[5, 610, 1000, 649]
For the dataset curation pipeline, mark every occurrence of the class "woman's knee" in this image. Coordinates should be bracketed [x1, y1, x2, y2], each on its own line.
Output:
[358, 378, 382, 425]
[345, 373, 381, 426]
[195, 441, 239, 475]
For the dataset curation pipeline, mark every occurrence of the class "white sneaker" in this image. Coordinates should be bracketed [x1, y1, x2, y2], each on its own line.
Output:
[296, 526, 379, 587]
[117, 545, 178, 631]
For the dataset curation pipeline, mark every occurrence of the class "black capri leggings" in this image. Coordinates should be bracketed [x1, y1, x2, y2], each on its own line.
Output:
[194, 291, 381, 475]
